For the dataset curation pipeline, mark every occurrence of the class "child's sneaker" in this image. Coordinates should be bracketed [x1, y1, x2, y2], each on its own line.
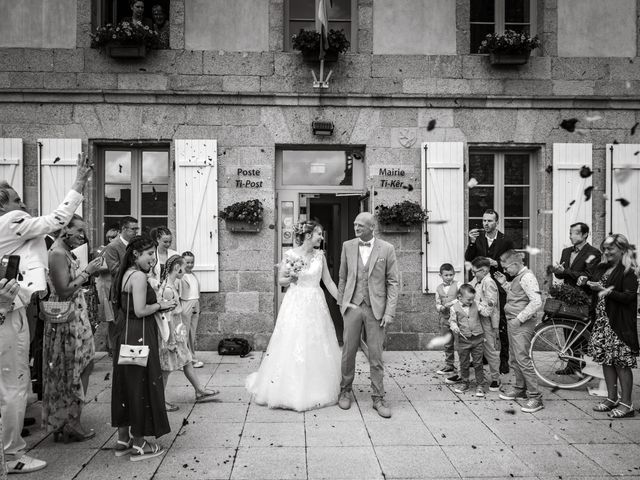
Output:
[499, 388, 527, 401]
[475, 386, 485, 397]
[521, 397, 544, 413]
[436, 365, 455, 375]
[445, 374, 462, 384]
[489, 380, 501, 392]
[453, 382, 470, 394]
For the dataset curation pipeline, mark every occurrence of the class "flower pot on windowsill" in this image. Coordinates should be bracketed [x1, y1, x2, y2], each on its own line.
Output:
[488, 52, 530, 65]
[300, 49, 340, 63]
[378, 223, 419, 234]
[106, 43, 147, 59]
[225, 219, 263, 233]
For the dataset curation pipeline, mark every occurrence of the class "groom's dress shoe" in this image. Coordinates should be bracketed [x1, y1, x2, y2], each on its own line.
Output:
[338, 391, 352, 410]
[373, 399, 391, 418]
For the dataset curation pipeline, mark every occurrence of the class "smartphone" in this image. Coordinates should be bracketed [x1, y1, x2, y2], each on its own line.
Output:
[0, 255, 20, 281]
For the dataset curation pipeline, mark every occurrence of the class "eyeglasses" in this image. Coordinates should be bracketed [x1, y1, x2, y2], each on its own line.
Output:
[501, 261, 517, 269]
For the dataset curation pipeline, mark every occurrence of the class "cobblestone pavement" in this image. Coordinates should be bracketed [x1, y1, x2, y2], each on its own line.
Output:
[16, 351, 640, 479]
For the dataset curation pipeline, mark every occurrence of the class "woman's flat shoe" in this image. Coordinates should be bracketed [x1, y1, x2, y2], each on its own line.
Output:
[195, 390, 220, 403]
[165, 402, 179, 412]
[608, 402, 635, 418]
[130, 441, 164, 462]
[114, 438, 133, 457]
[593, 398, 619, 412]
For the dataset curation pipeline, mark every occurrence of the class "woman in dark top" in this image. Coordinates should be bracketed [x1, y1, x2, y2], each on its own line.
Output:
[111, 236, 177, 461]
[582, 234, 639, 418]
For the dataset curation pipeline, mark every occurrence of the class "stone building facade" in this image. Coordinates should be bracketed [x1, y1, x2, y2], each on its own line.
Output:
[0, 0, 639, 350]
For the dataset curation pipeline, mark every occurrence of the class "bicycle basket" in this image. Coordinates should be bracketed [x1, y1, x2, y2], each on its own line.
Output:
[543, 298, 589, 320]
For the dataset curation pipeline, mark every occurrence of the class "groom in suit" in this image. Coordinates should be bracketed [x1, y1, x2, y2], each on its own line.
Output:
[337, 212, 398, 418]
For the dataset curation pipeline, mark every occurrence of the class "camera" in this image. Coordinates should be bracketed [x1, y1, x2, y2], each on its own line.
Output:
[0, 255, 20, 281]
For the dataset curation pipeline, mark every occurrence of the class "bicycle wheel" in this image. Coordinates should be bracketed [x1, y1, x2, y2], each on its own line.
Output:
[530, 320, 593, 389]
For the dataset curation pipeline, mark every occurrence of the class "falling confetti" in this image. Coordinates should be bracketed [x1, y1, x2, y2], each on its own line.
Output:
[555, 451, 563, 457]
[615, 198, 630, 207]
[426, 332, 453, 349]
[53, 157, 60, 164]
[525, 246, 541, 256]
[427, 119, 437, 131]
[631, 122, 639, 135]
[119, 164, 123, 173]
[579, 166, 593, 178]
[504, 409, 516, 415]
[560, 118, 579, 132]
[585, 255, 596, 264]
[427, 220, 448, 224]
[467, 178, 478, 188]
[545, 165, 553, 174]
[565, 200, 576, 212]
[104, 373, 110, 381]
[584, 186, 594, 201]
[540, 209, 553, 215]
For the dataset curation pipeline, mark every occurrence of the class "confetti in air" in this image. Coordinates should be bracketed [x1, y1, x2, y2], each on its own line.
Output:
[585, 255, 596, 264]
[525, 246, 541, 256]
[631, 122, 639, 135]
[579, 166, 593, 178]
[616, 198, 630, 207]
[545, 165, 553, 174]
[427, 119, 437, 131]
[426, 332, 453, 349]
[560, 118, 579, 132]
[565, 200, 576, 212]
[467, 178, 478, 188]
[584, 186, 594, 201]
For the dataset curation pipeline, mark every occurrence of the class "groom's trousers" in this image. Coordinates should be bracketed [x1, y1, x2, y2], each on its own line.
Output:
[341, 304, 385, 399]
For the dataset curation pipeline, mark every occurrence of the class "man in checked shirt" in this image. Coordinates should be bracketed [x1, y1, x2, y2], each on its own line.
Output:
[494, 250, 543, 413]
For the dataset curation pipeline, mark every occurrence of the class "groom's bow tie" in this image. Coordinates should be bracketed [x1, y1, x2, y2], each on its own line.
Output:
[359, 241, 371, 247]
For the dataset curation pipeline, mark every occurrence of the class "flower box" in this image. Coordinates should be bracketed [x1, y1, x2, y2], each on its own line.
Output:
[489, 52, 530, 65]
[378, 223, 418, 234]
[292, 29, 350, 63]
[543, 298, 589, 321]
[225, 220, 263, 233]
[301, 50, 340, 63]
[106, 43, 147, 59]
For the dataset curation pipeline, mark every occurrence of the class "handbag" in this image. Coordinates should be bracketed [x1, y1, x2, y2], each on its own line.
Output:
[118, 275, 150, 367]
[217, 337, 252, 357]
[40, 297, 75, 324]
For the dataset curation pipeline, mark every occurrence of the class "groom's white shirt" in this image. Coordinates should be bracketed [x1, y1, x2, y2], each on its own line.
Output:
[358, 236, 374, 264]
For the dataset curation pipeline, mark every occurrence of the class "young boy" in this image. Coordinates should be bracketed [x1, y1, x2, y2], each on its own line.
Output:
[495, 250, 543, 413]
[449, 284, 486, 397]
[470, 257, 501, 392]
[434, 263, 459, 376]
[180, 251, 203, 368]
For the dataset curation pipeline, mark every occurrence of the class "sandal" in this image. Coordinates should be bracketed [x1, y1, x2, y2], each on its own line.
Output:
[114, 437, 133, 457]
[593, 398, 619, 412]
[165, 402, 179, 412]
[130, 441, 164, 462]
[608, 402, 635, 419]
[195, 389, 220, 404]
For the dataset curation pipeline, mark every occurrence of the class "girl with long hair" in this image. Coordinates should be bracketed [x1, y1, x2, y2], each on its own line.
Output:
[149, 226, 178, 287]
[585, 234, 639, 418]
[158, 254, 218, 411]
[111, 236, 176, 461]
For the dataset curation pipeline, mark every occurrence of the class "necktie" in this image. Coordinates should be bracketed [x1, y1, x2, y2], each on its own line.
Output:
[359, 241, 371, 247]
[573, 246, 580, 253]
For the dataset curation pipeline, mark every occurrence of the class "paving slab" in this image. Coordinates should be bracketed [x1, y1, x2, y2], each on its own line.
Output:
[240, 421, 306, 447]
[441, 444, 535, 477]
[510, 443, 609, 477]
[365, 421, 437, 446]
[231, 446, 307, 479]
[153, 447, 235, 480]
[573, 443, 640, 476]
[307, 446, 383, 479]
[375, 445, 459, 479]
[541, 418, 632, 444]
[425, 419, 502, 446]
[305, 421, 372, 447]
[483, 418, 565, 445]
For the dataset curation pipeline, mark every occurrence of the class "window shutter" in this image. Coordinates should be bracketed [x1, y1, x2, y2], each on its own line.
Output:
[552, 144, 592, 263]
[0, 139, 23, 198]
[38, 138, 82, 216]
[422, 142, 464, 292]
[606, 144, 640, 243]
[174, 139, 219, 292]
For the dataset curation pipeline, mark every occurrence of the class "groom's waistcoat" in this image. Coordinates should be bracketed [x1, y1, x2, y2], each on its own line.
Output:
[351, 250, 371, 306]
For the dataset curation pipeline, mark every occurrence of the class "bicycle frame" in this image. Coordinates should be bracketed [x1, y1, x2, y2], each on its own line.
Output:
[538, 314, 591, 363]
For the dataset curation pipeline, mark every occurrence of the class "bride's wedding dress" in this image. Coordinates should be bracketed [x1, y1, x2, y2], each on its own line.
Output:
[246, 249, 341, 411]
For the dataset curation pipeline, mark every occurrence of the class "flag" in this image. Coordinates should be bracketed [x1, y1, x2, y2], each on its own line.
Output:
[317, 0, 332, 60]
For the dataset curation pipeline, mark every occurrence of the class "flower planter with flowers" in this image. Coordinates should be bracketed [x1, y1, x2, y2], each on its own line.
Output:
[478, 30, 540, 66]
[219, 199, 264, 233]
[90, 21, 160, 59]
[375, 201, 428, 233]
[544, 283, 590, 320]
[291, 29, 350, 62]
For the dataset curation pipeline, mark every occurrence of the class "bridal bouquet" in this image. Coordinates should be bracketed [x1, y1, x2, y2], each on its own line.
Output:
[285, 256, 307, 281]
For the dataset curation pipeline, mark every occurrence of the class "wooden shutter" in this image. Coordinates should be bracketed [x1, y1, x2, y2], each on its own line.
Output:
[174, 140, 219, 292]
[606, 144, 640, 243]
[0, 139, 23, 198]
[39, 138, 82, 216]
[552, 144, 592, 264]
[422, 142, 464, 292]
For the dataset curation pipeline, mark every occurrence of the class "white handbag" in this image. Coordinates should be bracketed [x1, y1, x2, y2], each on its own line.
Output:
[117, 277, 149, 367]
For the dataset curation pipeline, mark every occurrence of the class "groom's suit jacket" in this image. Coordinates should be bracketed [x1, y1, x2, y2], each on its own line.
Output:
[337, 237, 399, 322]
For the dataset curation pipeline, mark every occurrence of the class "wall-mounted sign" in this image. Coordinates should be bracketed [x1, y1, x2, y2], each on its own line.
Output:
[235, 168, 263, 188]
[370, 165, 415, 189]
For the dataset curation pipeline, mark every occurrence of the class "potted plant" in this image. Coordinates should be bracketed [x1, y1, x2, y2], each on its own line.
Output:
[478, 29, 541, 65]
[544, 283, 590, 320]
[375, 200, 428, 233]
[90, 21, 160, 59]
[219, 199, 264, 233]
[291, 29, 350, 62]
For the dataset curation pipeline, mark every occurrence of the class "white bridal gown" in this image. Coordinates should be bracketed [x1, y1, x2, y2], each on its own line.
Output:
[246, 249, 341, 411]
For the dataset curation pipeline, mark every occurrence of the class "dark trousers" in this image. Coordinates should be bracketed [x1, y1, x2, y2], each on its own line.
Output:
[498, 288, 509, 364]
[458, 334, 485, 385]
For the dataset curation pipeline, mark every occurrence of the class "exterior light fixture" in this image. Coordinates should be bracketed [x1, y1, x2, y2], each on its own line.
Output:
[312, 120, 334, 136]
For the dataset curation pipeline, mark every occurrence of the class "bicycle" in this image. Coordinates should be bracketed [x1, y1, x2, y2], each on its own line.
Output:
[529, 311, 593, 389]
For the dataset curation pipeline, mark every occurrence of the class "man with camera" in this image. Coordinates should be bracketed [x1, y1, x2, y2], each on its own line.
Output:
[0, 154, 92, 474]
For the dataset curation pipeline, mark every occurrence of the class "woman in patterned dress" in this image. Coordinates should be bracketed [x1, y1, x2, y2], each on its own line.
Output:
[43, 215, 103, 442]
[584, 234, 639, 418]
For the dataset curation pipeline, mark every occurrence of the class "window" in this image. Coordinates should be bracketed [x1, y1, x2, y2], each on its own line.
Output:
[93, 0, 171, 48]
[468, 151, 536, 252]
[100, 146, 170, 238]
[470, 0, 536, 54]
[284, 0, 357, 51]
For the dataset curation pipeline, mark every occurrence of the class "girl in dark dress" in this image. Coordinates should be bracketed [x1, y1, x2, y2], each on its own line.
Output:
[111, 236, 178, 461]
[582, 234, 639, 419]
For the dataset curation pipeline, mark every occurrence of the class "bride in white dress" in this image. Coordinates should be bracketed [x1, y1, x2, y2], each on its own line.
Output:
[246, 221, 342, 411]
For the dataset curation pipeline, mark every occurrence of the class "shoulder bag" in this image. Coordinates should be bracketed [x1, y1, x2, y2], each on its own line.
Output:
[118, 274, 150, 367]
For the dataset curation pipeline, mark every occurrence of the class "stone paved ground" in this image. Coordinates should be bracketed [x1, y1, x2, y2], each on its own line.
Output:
[16, 351, 640, 479]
